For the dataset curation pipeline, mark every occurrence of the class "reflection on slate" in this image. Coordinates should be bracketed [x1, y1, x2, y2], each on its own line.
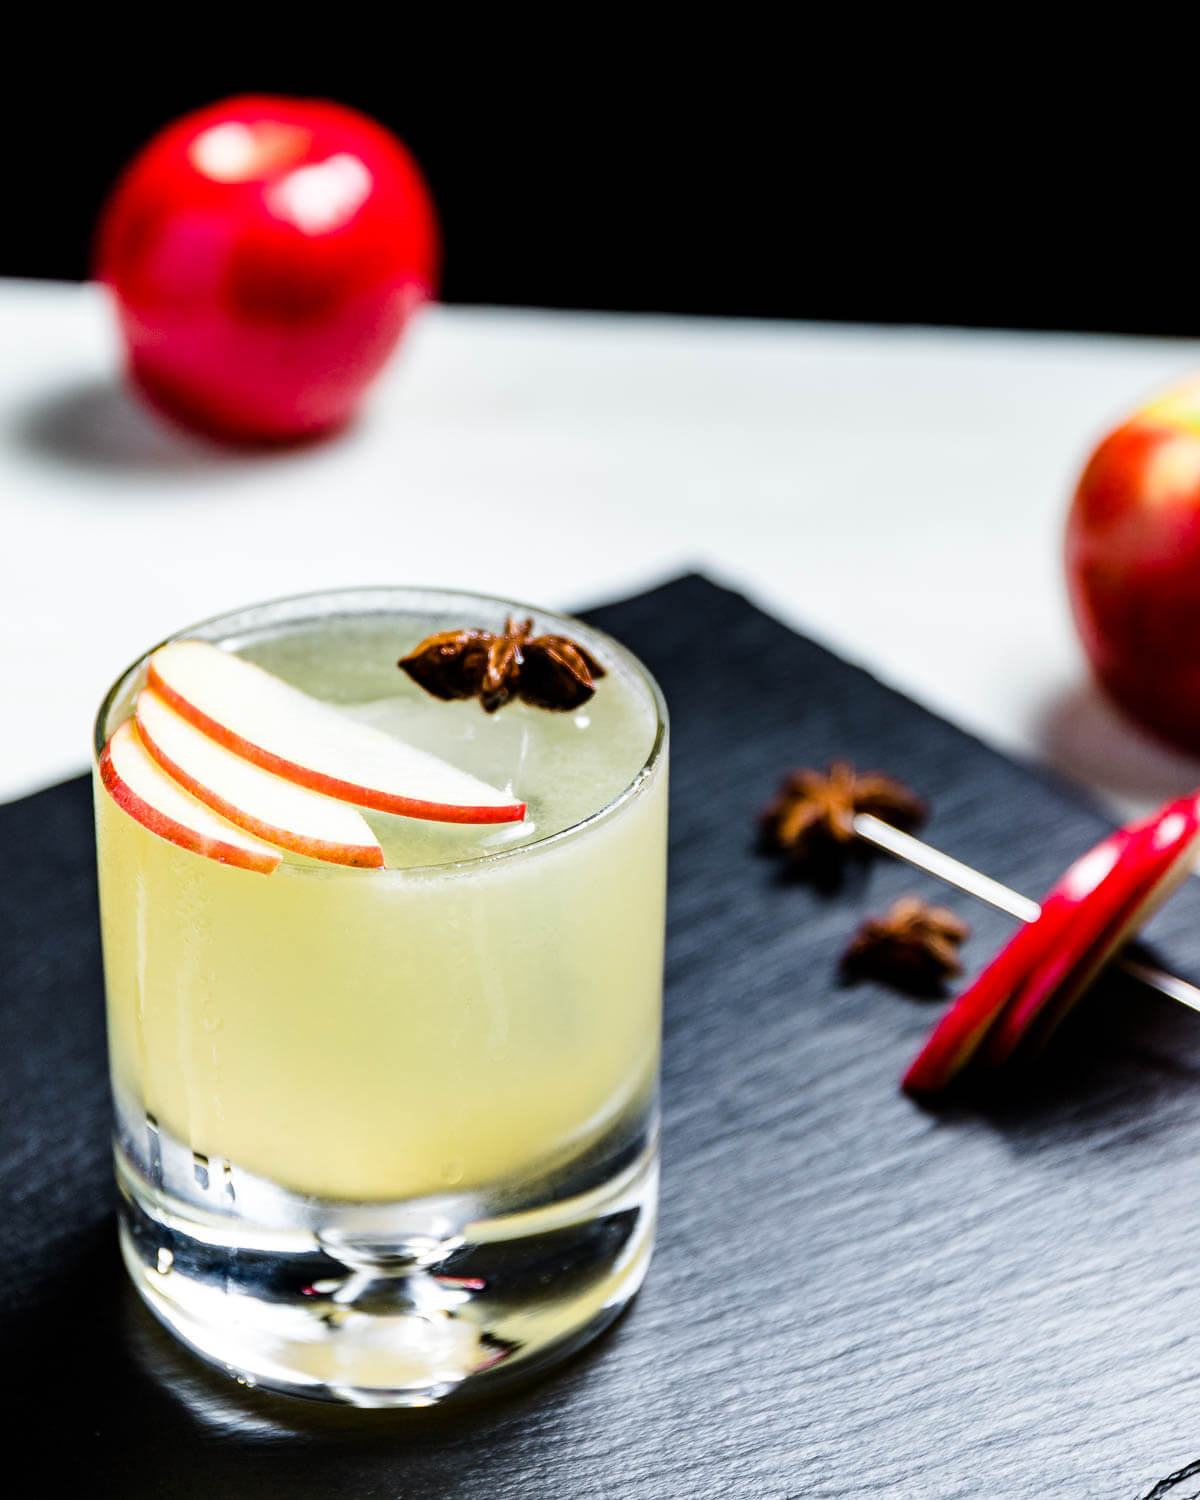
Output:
[7, 574, 1200, 1499]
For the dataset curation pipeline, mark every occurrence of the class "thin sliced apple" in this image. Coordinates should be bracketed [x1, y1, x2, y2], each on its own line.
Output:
[902, 795, 1200, 1095]
[135, 689, 384, 868]
[99, 719, 281, 874]
[147, 639, 526, 824]
[985, 795, 1200, 1064]
[899, 830, 1133, 1096]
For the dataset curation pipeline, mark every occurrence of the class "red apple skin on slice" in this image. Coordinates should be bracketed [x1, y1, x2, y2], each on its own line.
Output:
[99, 719, 281, 874]
[903, 794, 1200, 1095]
[1008, 856, 1191, 1062]
[901, 823, 1138, 1096]
[134, 689, 385, 869]
[985, 795, 1200, 1064]
[146, 639, 526, 825]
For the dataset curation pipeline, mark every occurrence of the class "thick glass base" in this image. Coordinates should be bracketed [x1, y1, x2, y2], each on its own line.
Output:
[114, 1115, 657, 1407]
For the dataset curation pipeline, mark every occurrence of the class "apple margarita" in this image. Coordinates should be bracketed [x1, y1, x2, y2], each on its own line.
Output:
[93, 588, 666, 1402]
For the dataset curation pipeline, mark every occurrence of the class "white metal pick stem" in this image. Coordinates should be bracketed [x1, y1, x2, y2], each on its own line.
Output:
[851, 812, 1200, 1016]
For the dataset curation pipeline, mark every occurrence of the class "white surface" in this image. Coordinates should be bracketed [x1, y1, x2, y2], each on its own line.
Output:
[5, 277, 1200, 812]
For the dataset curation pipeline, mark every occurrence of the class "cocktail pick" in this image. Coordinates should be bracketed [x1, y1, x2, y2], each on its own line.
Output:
[849, 797, 1200, 1094]
[759, 766, 1200, 1091]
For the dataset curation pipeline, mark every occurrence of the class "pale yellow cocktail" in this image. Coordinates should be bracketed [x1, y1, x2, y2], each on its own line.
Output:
[94, 587, 667, 1403]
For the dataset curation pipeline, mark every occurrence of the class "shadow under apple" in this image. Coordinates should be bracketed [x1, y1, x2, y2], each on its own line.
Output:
[1031, 677, 1200, 813]
[8, 377, 291, 478]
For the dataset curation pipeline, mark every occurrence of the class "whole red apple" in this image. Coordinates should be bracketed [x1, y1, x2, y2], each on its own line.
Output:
[95, 96, 439, 443]
[1066, 377, 1200, 753]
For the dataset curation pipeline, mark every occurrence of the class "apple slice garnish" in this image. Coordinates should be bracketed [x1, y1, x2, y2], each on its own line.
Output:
[897, 834, 1129, 1096]
[147, 639, 526, 824]
[984, 795, 1200, 1064]
[99, 719, 281, 874]
[135, 689, 384, 868]
[902, 795, 1200, 1095]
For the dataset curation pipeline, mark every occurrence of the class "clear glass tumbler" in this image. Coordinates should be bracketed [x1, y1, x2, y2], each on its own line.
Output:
[93, 587, 668, 1405]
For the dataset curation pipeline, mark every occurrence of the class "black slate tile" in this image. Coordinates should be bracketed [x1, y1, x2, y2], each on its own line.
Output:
[3, 574, 1198, 1499]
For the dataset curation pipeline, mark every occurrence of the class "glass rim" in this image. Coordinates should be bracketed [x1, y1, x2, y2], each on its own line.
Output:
[92, 584, 669, 881]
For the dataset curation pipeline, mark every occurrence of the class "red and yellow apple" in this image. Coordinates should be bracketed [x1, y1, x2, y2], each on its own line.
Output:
[1066, 377, 1200, 753]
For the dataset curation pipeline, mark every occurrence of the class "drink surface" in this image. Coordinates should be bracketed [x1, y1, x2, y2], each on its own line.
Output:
[240, 613, 657, 867]
[95, 597, 667, 1203]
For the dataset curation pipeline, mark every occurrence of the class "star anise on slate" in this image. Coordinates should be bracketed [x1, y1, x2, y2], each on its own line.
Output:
[398, 615, 607, 713]
[759, 761, 927, 870]
[840, 896, 969, 994]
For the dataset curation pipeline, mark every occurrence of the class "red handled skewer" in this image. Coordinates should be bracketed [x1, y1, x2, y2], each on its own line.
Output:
[855, 810, 1200, 1010]
[847, 797, 1200, 1094]
[760, 766, 1200, 1093]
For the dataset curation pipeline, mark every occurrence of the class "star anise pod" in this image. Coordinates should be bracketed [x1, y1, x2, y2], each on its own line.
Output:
[759, 761, 926, 870]
[840, 896, 969, 993]
[399, 615, 606, 713]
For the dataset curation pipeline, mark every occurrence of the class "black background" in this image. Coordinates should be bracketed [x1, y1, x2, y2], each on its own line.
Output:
[6, 37, 1198, 335]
